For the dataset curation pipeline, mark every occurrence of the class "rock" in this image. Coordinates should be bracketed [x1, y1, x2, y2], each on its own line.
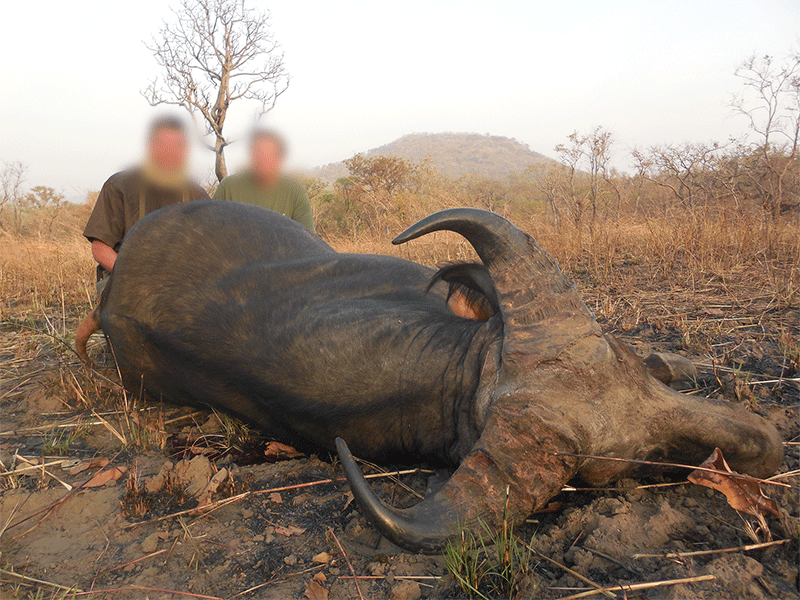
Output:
[144, 461, 174, 493]
[284, 554, 298, 566]
[312, 552, 331, 564]
[389, 580, 421, 600]
[140, 532, 160, 554]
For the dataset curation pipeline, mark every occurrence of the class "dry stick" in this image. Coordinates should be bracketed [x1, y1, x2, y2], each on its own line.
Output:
[0, 458, 69, 477]
[6, 448, 126, 536]
[632, 538, 789, 559]
[12, 454, 72, 491]
[582, 546, 642, 576]
[339, 575, 436, 589]
[552, 451, 791, 488]
[768, 469, 800, 481]
[233, 564, 327, 596]
[105, 548, 168, 572]
[72, 585, 223, 599]
[123, 468, 427, 529]
[557, 574, 716, 600]
[328, 526, 365, 600]
[530, 549, 617, 599]
[0, 568, 81, 593]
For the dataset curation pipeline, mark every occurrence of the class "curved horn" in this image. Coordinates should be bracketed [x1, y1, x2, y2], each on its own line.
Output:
[336, 402, 580, 553]
[394, 209, 600, 371]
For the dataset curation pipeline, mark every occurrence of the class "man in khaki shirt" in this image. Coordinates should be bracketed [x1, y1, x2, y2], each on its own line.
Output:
[83, 117, 209, 294]
[213, 129, 313, 232]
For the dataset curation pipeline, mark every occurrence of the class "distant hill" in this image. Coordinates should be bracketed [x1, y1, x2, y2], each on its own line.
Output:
[312, 132, 556, 182]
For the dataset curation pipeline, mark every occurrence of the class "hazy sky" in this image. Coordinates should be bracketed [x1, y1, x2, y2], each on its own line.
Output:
[2, 0, 798, 199]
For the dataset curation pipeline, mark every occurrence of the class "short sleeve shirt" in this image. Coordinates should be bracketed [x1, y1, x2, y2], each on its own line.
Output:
[213, 172, 314, 232]
[83, 168, 210, 251]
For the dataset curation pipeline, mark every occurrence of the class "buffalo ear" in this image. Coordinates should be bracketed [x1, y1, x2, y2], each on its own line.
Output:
[427, 262, 499, 321]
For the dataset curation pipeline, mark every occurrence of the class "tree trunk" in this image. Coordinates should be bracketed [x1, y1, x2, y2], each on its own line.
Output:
[215, 137, 228, 182]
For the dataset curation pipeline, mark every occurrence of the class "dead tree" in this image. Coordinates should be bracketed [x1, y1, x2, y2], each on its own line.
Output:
[143, 0, 289, 181]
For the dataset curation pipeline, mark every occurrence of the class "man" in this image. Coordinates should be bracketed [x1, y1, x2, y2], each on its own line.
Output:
[83, 116, 210, 295]
[213, 129, 313, 231]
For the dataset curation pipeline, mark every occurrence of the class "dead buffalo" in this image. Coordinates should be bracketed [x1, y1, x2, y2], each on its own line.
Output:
[76, 200, 783, 553]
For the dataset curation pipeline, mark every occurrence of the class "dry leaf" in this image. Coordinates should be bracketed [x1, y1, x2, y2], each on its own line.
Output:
[688, 448, 780, 519]
[69, 458, 109, 476]
[268, 492, 283, 504]
[312, 551, 331, 564]
[85, 466, 127, 488]
[304, 580, 329, 600]
[275, 524, 306, 537]
[265, 441, 304, 460]
[313, 572, 327, 583]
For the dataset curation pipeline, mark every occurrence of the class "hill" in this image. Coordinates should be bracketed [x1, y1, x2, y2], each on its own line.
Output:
[312, 132, 556, 182]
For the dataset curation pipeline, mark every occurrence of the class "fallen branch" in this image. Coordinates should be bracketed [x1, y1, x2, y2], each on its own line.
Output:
[632, 538, 789, 559]
[557, 574, 716, 599]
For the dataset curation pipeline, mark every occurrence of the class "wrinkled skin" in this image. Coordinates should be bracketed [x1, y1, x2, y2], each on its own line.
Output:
[76, 201, 783, 554]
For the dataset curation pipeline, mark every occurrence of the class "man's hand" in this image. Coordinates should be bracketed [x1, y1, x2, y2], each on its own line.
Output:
[91, 239, 117, 272]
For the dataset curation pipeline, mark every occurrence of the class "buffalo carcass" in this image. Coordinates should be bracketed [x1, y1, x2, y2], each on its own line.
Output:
[76, 200, 783, 553]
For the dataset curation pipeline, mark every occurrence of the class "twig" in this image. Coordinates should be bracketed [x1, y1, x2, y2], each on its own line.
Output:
[0, 458, 69, 477]
[123, 468, 428, 529]
[632, 538, 789, 559]
[339, 575, 436, 588]
[530, 549, 616, 599]
[328, 526, 365, 600]
[92, 409, 127, 445]
[340, 575, 441, 580]
[552, 451, 791, 488]
[72, 585, 222, 599]
[767, 469, 799, 481]
[582, 546, 642, 576]
[0, 568, 81, 592]
[557, 574, 716, 599]
[12, 455, 72, 490]
[106, 548, 168, 571]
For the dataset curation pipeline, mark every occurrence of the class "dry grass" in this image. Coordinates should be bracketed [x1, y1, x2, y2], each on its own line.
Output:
[0, 205, 798, 600]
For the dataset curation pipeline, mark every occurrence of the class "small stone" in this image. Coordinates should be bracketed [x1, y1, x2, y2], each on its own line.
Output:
[284, 554, 298, 566]
[389, 580, 421, 600]
[253, 535, 264, 542]
[241, 508, 254, 519]
[329, 568, 340, 576]
[312, 552, 331, 564]
[140, 532, 160, 554]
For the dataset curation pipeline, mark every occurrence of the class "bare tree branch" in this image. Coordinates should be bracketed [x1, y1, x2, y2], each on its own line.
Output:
[142, 0, 289, 181]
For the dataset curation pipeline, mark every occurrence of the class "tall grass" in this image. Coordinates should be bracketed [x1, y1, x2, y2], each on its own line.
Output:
[1, 197, 797, 326]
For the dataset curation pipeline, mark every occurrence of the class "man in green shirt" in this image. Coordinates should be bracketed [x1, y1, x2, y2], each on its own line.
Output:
[214, 129, 314, 232]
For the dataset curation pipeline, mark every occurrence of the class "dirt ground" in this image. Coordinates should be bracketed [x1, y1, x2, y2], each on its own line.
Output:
[1, 276, 798, 599]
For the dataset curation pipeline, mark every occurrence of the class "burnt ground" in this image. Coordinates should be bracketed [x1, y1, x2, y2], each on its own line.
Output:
[1, 275, 798, 600]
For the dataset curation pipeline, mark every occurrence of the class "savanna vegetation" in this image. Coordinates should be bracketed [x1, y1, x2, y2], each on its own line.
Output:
[1, 53, 799, 600]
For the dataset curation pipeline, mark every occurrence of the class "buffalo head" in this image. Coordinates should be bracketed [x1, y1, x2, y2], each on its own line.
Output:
[337, 208, 783, 553]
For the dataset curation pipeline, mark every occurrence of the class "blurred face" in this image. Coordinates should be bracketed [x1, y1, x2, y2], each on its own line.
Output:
[148, 127, 188, 172]
[251, 136, 284, 186]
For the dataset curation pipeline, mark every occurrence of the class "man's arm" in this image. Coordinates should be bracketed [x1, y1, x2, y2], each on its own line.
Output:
[92, 239, 117, 272]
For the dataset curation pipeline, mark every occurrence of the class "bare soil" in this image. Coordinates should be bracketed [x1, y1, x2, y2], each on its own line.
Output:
[1, 273, 798, 600]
